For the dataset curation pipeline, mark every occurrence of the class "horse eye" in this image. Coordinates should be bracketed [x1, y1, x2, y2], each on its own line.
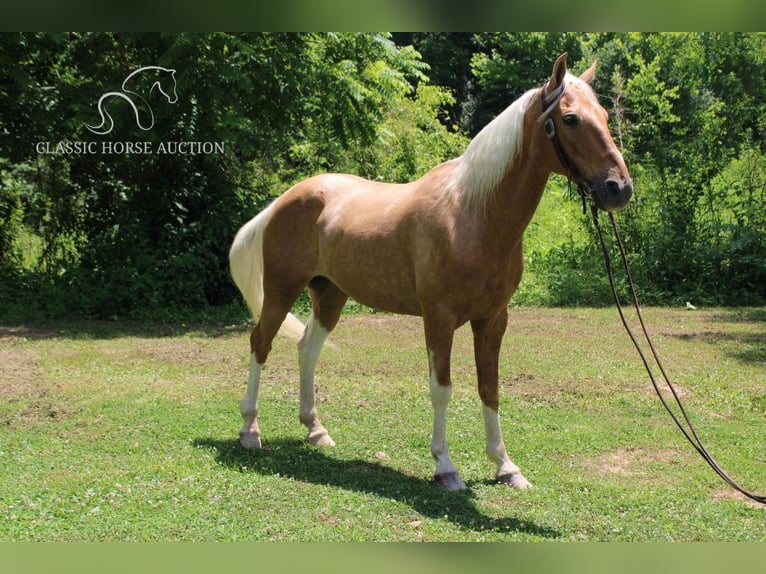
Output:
[562, 114, 579, 127]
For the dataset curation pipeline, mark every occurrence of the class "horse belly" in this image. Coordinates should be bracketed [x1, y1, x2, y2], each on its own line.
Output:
[320, 234, 422, 315]
[316, 197, 423, 315]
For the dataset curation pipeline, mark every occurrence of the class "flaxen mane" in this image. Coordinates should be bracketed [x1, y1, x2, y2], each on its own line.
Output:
[443, 88, 538, 215]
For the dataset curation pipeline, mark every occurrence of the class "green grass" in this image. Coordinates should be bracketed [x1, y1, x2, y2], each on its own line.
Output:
[1, 307, 765, 541]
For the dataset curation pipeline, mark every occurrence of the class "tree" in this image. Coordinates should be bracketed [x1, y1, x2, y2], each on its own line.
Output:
[468, 33, 584, 134]
[0, 32, 456, 319]
[590, 32, 766, 304]
[391, 33, 476, 132]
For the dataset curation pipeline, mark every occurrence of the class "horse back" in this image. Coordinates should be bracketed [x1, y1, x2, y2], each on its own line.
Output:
[263, 171, 452, 315]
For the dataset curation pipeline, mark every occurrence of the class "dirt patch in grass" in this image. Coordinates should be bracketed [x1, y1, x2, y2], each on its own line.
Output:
[129, 336, 252, 390]
[341, 313, 416, 328]
[13, 398, 71, 425]
[650, 381, 691, 400]
[133, 338, 220, 366]
[0, 325, 59, 340]
[709, 487, 764, 509]
[499, 372, 659, 405]
[500, 374, 586, 402]
[0, 348, 43, 398]
[0, 348, 69, 426]
[583, 447, 689, 479]
[335, 314, 426, 344]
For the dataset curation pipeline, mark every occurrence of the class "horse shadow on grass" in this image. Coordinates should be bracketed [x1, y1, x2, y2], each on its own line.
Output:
[674, 309, 766, 366]
[193, 437, 560, 539]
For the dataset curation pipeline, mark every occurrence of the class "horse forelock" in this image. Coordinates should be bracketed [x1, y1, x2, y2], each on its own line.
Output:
[444, 88, 538, 215]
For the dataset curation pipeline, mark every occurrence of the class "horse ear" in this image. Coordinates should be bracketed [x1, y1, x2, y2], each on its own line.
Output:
[580, 60, 598, 84]
[550, 52, 568, 90]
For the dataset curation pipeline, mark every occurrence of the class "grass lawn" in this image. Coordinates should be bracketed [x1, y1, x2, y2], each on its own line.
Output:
[1, 307, 764, 540]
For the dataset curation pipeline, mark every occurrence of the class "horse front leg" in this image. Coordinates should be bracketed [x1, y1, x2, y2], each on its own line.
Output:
[423, 311, 466, 491]
[472, 310, 532, 489]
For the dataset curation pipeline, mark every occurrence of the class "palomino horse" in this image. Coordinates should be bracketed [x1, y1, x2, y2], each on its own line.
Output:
[229, 53, 633, 490]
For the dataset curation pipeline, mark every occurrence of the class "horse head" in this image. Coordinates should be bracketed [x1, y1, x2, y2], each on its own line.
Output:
[540, 53, 633, 212]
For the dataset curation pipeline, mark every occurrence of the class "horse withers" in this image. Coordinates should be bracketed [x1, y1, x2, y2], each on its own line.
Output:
[229, 53, 632, 491]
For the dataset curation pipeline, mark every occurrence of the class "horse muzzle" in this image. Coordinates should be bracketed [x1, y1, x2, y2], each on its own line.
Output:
[592, 176, 633, 212]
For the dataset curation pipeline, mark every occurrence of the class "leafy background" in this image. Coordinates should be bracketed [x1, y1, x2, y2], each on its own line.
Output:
[1, 32, 765, 320]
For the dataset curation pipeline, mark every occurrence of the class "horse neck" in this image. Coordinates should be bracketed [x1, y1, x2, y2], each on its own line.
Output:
[475, 140, 551, 248]
[456, 93, 553, 247]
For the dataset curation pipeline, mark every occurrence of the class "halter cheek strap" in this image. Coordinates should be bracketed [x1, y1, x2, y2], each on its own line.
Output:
[541, 80, 565, 113]
[540, 80, 591, 213]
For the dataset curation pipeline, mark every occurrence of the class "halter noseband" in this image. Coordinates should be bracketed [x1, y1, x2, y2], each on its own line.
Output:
[540, 80, 591, 213]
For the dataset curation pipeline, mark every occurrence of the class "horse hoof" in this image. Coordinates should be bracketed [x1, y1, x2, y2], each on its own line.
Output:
[497, 471, 532, 489]
[239, 432, 262, 449]
[307, 430, 336, 447]
[434, 472, 467, 491]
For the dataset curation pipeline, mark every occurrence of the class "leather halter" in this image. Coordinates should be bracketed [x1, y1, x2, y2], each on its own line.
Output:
[540, 80, 591, 213]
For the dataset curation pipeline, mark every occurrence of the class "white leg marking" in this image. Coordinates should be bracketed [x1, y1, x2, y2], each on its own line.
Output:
[429, 351, 466, 490]
[298, 313, 335, 446]
[482, 404, 531, 489]
[240, 354, 263, 449]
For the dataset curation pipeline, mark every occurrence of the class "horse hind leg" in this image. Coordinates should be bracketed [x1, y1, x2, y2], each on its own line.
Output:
[240, 280, 307, 449]
[298, 315, 334, 446]
[298, 277, 348, 446]
[240, 349, 264, 449]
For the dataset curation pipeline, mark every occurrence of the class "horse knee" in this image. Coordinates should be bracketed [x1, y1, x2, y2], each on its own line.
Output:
[478, 385, 499, 411]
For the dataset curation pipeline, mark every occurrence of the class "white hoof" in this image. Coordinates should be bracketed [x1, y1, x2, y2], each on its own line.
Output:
[497, 471, 532, 489]
[307, 428, 336, 446]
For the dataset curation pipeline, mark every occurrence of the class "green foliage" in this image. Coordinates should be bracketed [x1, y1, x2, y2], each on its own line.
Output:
[344, 84, 468, 182]
[590, 33, 766, 305]
[0, 162, 26, 270]
[514, 182, 631, 307]
[497, 32, 766, 308]
[391, 33, 477, 133]
[469, 32, 584, 135]
[0, 32, 451, 320]
[2, 32, 766, 319]
[694, 145, 766, 304]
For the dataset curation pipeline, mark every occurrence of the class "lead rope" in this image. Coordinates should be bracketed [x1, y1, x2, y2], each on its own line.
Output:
[589, 201, 766, 504]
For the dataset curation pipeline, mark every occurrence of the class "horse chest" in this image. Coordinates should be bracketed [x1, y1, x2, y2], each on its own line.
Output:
[448, 240, 523, 310]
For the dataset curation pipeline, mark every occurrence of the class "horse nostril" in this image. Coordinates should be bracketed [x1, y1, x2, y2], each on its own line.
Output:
[606, 178, 633, 198]
[598, 178, 633, 211]
[605, 179, 621, 196]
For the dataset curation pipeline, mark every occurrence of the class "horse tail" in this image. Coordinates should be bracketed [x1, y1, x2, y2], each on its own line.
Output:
[229, 203, 307, 340]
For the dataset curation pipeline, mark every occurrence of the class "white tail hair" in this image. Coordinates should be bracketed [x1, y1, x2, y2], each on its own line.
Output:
[229, 202, 307, 340]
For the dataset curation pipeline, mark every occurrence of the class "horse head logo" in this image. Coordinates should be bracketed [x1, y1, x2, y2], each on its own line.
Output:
[85, 66, 178, 135]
